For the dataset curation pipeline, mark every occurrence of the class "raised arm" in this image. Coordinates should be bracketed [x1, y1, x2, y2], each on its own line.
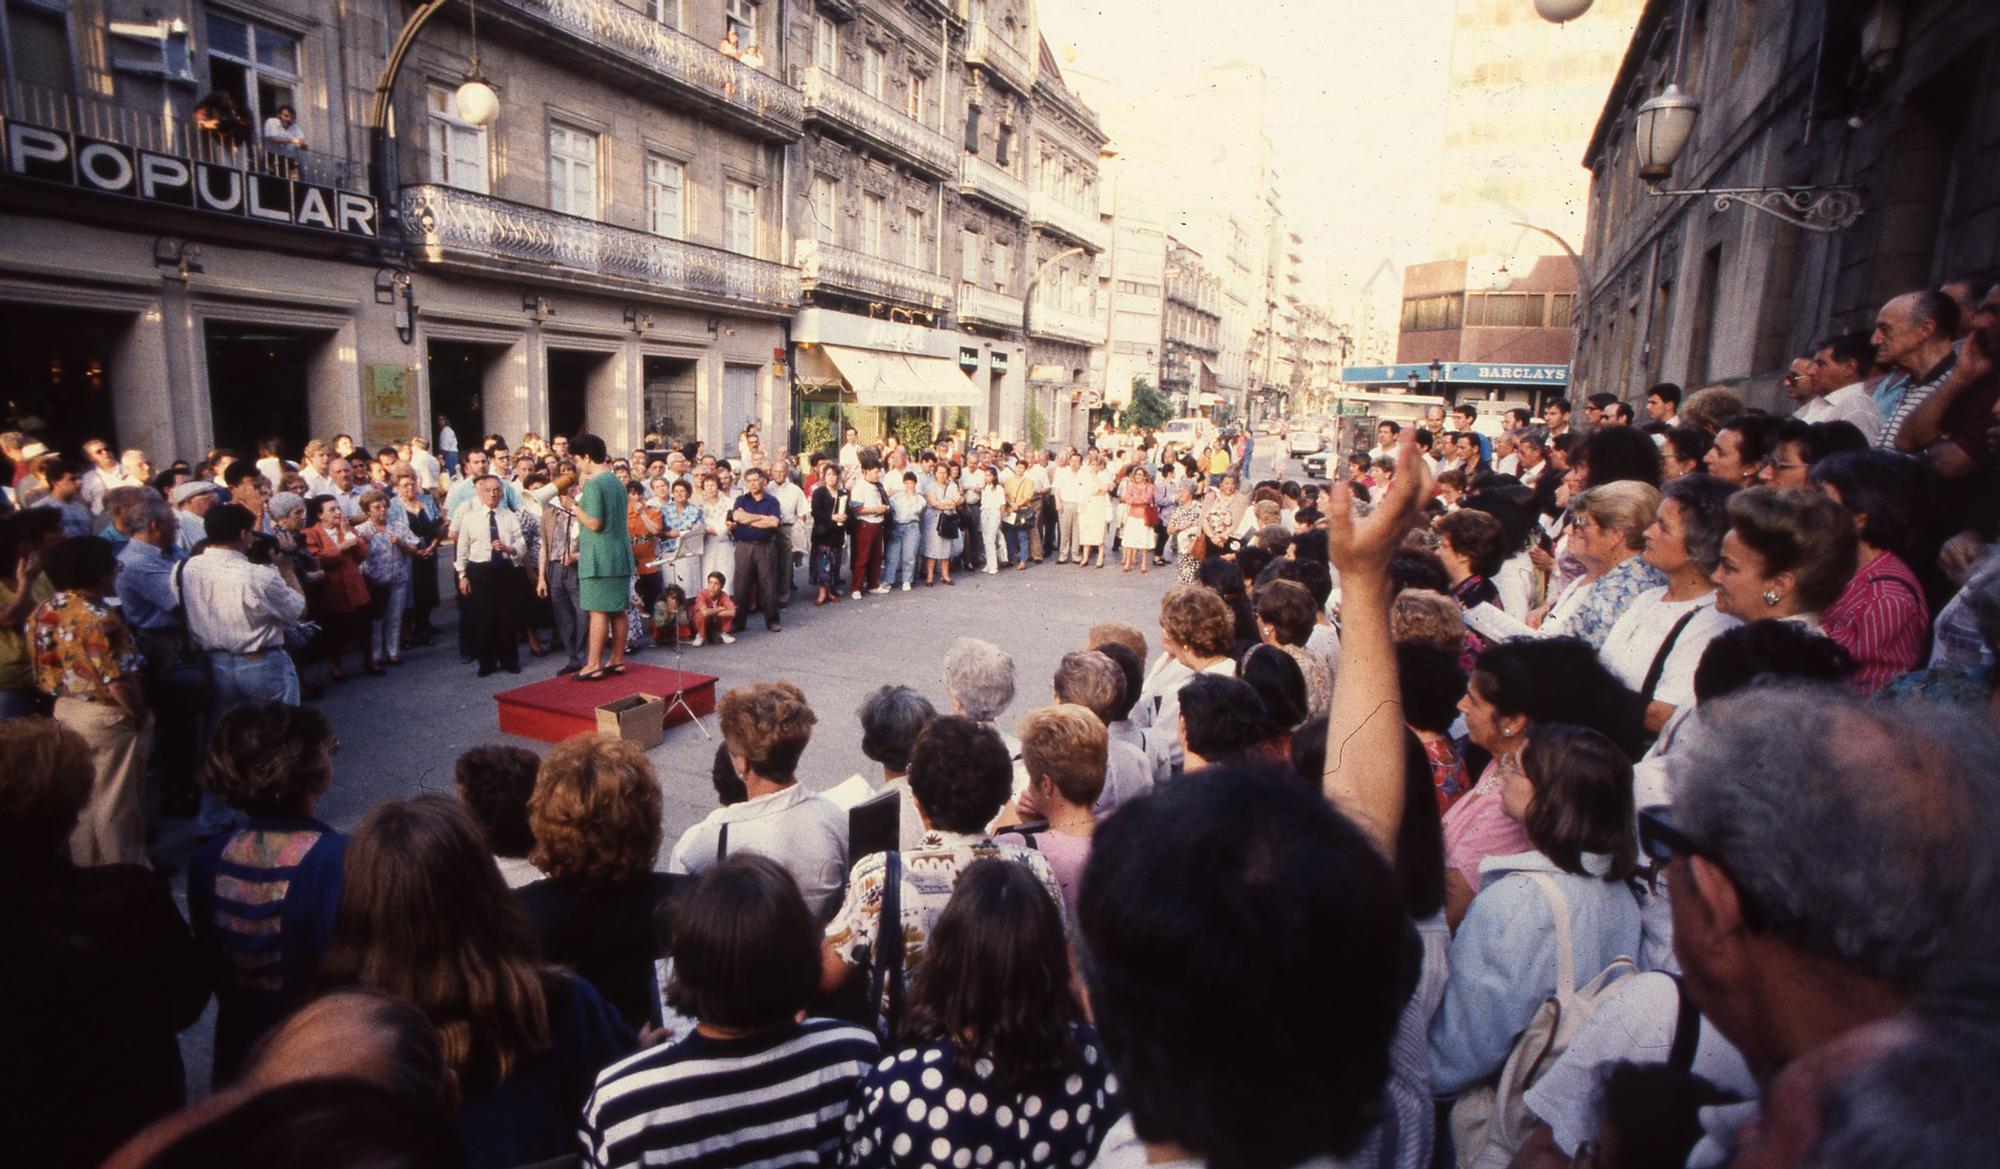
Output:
[1322, 430, 1432, 858]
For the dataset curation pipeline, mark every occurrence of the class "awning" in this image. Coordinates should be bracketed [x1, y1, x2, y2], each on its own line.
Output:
[820, 345, 980, 408]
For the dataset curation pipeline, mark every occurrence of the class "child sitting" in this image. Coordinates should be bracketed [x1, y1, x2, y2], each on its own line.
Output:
[652, 584, 692, 647]
[689, 572, 737, 646]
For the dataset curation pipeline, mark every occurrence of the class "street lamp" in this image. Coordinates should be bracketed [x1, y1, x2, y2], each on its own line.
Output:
[1428, 359, 1443, 395]
[1406, 372, 1420, 392]
[1533, 0, 1595, 22]
[368, 0, 501, 220]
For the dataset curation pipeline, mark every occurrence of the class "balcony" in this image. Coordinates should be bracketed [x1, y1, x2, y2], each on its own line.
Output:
[2, 80, 368, 193]
[400, 185, 799, 314]
[488, 0, 802, 141]
[965, 20, 1035, 95]
[1026, 301, 1102, 346]
[956, 282, 1024, 330]
[1029, 195, 1109, 252]
[958, 153, 1028, 218]
[794, 238, 952, 311]
[798, 67, 957, 179]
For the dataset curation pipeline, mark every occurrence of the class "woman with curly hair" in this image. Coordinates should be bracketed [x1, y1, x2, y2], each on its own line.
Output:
[186, 701, 348, 1085]
[319, 795, 632, 1169]
[841, 858, 1121, 1169]
[517, 734, 691, 1030]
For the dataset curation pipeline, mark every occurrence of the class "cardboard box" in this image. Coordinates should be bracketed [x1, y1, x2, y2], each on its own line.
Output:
[595, 693, 665, 750]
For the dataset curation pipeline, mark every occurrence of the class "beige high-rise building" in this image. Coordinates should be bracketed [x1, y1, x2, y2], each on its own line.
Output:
[1431, 0, 1644, 263]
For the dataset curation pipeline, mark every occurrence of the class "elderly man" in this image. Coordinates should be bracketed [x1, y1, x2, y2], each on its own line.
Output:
[767, 455, 807, 606]
[115, 494, 204, 815]
[729, 466, 785, 632]
[1648, 685, 2000, 1165]
[79, 439, 140, 517]
[170, 480, 219, 554]
[1871, 289, 1960, 449]
[181, 502, 306, 709]
[1889, 283, 1999, 476]
[324, 456, 366, 519]
[454, 475, 526, 677]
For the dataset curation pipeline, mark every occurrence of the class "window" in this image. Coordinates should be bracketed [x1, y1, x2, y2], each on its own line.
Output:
[6, 2, 72, 94]
[1688, 245, 1723, 387]
[647, 0, 680, 27]
[813, 14, 837, 73]
[904, 206, 926, 269]
[427, 86, 490, 193]
[724, 0, 757, 45]
[809, 173, 839, 244]
[1464, 293, 1543, 328]
[645, 154, 685, 238]
[1400, 294, 1463, 332]
[548, 123, 598, 218]
[862, 193, 885, 257]
[725, 179, 758, 256]
[992, 237, 1012, 290]
[863, 46, 886, 101]
[205, 13, 299, 139]
[961, 229, 980, 282]
[907, 73, 926, 122]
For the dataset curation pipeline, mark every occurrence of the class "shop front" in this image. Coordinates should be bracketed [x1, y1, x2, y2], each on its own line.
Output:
[790, 308, 980, 456]
[1335, 362, 1569, 418]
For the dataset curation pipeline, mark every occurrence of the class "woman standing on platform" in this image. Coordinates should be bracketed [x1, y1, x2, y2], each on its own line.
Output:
[569, 435, 633, 683]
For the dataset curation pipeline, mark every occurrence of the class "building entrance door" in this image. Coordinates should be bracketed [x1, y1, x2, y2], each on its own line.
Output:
[721, 363, 759, 451]
[643, 356, 698, 446]
[0, 306, 126, 459]
[427, 340, 494, 449]
[546, 349, 610, 444]
[204, 322, 315, 461]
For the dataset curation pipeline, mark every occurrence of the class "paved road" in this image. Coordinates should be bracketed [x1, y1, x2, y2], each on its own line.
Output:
[166, 542, 1178, 1093]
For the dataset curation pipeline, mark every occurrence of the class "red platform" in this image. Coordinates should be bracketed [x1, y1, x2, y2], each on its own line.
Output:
[495, 664, 719, 745]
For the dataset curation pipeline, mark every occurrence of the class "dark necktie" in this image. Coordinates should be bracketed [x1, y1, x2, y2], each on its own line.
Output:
[489, 510, 506, 563]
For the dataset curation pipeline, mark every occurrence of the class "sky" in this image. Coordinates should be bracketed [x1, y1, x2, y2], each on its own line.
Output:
[1036, 0, 1460, 300]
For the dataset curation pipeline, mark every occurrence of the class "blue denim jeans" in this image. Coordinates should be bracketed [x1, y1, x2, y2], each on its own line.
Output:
[201, 649, 299, 832]
[1007, 524, 1031, 566]
[884, 521, 921, 585]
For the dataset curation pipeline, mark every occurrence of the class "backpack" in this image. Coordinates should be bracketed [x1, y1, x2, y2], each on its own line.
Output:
[1449, 872, 1638, 1169]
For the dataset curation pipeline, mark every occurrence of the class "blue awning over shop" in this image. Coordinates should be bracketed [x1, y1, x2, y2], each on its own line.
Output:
[1338, 362, 1570, 387]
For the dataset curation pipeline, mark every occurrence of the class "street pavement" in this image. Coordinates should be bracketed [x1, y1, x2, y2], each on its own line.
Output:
[165, 536, 1181, 1094]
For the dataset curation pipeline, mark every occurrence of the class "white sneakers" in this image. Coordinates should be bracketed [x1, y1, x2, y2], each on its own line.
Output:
[851, 590, 861, 600]
[983, 566, 999, 575]
[691, 635, 705, 647]
[720, 631, 737, 644]
[870, 584, 892, 594]
[901, 582, 911, 591]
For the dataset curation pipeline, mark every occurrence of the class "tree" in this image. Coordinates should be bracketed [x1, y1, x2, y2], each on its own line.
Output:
[1119, 377, 1174, 431]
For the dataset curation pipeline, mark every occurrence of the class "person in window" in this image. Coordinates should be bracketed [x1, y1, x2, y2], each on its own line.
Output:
[841, 858, 1121, 1169]
[192, 90, 251, 151]
[261, 103, 307, 174]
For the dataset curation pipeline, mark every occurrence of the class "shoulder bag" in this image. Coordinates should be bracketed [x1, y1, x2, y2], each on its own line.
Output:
[1448, 872, 1638, 1169]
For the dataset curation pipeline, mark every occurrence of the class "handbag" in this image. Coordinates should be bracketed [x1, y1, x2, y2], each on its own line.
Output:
[936, 509, 961, 540]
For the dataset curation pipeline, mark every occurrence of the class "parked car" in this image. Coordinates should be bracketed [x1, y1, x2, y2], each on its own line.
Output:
[1286, 429, 1324, 458]
[1302, 449, 1332, 479]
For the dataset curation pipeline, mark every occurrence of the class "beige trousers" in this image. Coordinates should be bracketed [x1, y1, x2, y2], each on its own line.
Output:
[56, 696, 152, 867]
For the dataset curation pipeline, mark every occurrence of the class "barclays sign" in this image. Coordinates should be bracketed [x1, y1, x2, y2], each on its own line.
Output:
[4, 121, 379, 239]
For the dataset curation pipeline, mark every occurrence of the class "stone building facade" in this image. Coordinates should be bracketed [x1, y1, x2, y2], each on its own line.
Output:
[0, 0, 1108, 463]
[1575, 0, 2000, 411]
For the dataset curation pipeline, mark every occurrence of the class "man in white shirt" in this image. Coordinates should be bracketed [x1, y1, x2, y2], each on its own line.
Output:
[436, 413, 460, 476]
[454, 475, 527, 676]
[1053, 452, 1084, 563]
[668, 682, 849, 919]
[407, 435, 442, 490]
[443, 449, 523, 530]
[767, 455, 808, 606]
[1515, 431, 1549, 488]
[1794, 332, 1884, 445]
[837, 426, 862, 471]
[1645, 383, 1683, 427]
[179, 502, 307, 708]
[323, 457, 367, 519]
[299, 439, 337, 498]
[1026, 449, 1054, 562]
[79, 438, 140, 517]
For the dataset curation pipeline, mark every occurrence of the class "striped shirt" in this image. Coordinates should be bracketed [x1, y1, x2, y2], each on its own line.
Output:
[581, 1017, 880, 1169]
[1821, 550, 1928, 696]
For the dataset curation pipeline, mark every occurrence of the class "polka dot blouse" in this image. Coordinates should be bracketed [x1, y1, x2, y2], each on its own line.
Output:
[841, 1025, 1122, 1169]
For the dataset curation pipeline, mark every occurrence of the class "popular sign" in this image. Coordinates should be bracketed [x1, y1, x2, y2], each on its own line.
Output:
[3, 121, 378, 239]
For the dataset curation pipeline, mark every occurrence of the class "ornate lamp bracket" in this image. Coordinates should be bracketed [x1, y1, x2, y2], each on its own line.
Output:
[1648, 186, 1865, 234]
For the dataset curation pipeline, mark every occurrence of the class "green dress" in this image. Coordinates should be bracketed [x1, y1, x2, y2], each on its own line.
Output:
[577, 470, 635, 613]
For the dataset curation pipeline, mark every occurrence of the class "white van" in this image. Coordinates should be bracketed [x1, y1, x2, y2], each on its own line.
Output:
[1160, 416, 1215, 449]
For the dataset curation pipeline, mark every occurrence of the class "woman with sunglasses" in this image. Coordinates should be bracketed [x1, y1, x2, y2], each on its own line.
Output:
[1428, 724, 1642, 1100]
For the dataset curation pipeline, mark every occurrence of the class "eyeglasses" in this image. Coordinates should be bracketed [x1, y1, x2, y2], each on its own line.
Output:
[1638, 807, 1767, 930]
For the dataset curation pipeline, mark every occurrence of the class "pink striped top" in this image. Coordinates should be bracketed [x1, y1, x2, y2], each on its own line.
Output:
[1821, 551, 1928, 696]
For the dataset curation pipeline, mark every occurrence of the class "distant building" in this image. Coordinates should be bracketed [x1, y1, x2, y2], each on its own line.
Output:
[1161, 240, 1222, 413]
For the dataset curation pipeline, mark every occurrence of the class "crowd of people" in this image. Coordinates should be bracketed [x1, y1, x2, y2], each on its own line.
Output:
[5, 274, 2000, 1169]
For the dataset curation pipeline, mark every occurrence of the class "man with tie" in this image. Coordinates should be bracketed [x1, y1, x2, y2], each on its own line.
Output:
[456, 475, 527, 676]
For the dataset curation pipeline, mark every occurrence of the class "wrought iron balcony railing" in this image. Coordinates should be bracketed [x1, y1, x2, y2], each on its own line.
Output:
[958, 153, 1028, 218]
[956, 282, 1024, 329]
[491, 0, 802, 139]
[2, 80, 368, 192]
[1026, 301, 1103, 345]
[401, 184, 799, 311]
[965, 20, 1034, 95]
[1028, 194, 1109, 252]
[794, 238, 952, 310]
[798, 66, 957, 179]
